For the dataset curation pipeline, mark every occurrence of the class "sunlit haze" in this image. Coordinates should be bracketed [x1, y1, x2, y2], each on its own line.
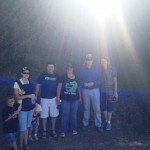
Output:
[0, 0, 149, 89]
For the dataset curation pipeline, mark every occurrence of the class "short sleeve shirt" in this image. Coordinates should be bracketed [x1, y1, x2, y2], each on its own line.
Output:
[37, 72, 59, 99]
[2, 104, 19, 134]
[101, 67, 117, 92]
[59, 74, 80, 101]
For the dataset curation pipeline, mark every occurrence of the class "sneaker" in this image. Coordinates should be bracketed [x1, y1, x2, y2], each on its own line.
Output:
[60, 132, 65, 137]
[102, 121, 107, 129]
[97, 127, 103, 133]
[25, 145, 32, 150]
[28, 135, 34, 142]
[106, 123, 111, 131]
[51, 130, 57, 137]
[72, 130, 78, 135]
[42, 131, 47, 138]
[18, 147, 23, 150]
[34, 134, 38, 140]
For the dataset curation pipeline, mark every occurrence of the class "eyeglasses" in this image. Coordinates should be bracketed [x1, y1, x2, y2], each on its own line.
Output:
[22, 72, 30, 75]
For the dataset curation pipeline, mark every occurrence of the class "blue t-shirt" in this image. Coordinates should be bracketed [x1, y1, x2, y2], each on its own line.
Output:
[59, 74, 80, 101]
[37, 72, 59, 99]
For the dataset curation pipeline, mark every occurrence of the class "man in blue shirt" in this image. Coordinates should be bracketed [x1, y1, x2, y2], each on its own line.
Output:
[79, 54, 102, 132]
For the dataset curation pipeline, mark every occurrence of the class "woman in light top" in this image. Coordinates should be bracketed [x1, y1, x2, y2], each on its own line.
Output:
[14, 67, 35, 150]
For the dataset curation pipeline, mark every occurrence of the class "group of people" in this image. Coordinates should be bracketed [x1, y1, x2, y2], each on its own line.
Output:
[2, 54, 118, 150]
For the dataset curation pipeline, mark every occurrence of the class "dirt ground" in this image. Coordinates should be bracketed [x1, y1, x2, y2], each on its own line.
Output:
[1, 92, 150, 150]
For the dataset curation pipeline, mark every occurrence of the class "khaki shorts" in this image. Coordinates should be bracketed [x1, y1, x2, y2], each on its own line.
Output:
[40, 97, 59, 118]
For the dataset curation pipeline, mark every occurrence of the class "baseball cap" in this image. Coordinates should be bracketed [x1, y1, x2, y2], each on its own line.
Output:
[85, 54, 93, 60]
[21, 67, 30, 73]
[66, 64, 73, 69]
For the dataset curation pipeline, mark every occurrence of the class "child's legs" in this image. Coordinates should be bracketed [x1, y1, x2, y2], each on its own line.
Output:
[6, 133, 17, 150]
[32, 122, 39, 135]
[28, 127, 33, 136]
[12, 141, 17, 150]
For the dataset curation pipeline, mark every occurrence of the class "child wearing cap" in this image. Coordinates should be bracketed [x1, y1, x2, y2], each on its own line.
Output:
[2, 96, 19, 150]
[28, 103, 42, 141]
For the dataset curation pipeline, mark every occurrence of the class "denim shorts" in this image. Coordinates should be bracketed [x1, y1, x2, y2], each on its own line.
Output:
[5, 133, 17, 144]
[19, 109, 34, 131]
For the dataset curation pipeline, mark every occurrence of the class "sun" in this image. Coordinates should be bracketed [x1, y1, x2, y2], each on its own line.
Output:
[87, 0, 123, 21]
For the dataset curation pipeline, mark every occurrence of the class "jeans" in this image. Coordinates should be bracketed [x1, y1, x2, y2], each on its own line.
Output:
[19, 109, 34, 131]
[82, 88, 102, 127]
[61, 100, 79, 133]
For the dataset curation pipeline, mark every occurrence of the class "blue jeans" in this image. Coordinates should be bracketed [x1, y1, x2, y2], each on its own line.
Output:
[19, 109, 34, 131]
[82, 88, 102, 127]
[61, 100, 79, 133]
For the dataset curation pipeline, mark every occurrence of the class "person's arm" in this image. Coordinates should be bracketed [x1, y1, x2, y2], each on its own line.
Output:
[5, 113, 17, 122]
[3, 106, 19, 122]
[15, 104, 22, 114]
[112, 67, 118, 99]
[56, 83, 62, 104]
[37, 115, 40, 125]
[2, 110, 9, 122]
[14, 88, 35, 100]
[78, 86, 82, 104]
[113, 76, 118, 98]
[35, 83, 41, 100]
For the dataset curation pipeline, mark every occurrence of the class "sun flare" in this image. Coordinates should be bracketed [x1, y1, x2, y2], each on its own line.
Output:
[87, 0, 123, 21]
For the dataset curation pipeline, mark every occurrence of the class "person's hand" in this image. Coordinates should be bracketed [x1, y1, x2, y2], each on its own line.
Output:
[14, 110, 19, 115]
[113, 91, 118, 100]
[56, 97, 61, 105]
[30, 94, 36, 100]
[84, 83, 88, 87]
[84, 82, 94, 87]
[88, 82, 94, 87]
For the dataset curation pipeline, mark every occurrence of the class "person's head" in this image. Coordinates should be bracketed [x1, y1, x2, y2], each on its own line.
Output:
[100, 57, 110, 69]
[21, 67, 30, 79]
[84, 54, 93, 68]
[47, 62, 55, 74]
[6, 95, 15, 107]
[66, 64, 73, 74]
[35, 103, 42, 113]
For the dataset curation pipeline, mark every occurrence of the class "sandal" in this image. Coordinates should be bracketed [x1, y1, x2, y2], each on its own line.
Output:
[19, 146, 23, 150]
[42, 131, 47, 138]
[25, 145, 31, 150]
[51, 129, 57, 137]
